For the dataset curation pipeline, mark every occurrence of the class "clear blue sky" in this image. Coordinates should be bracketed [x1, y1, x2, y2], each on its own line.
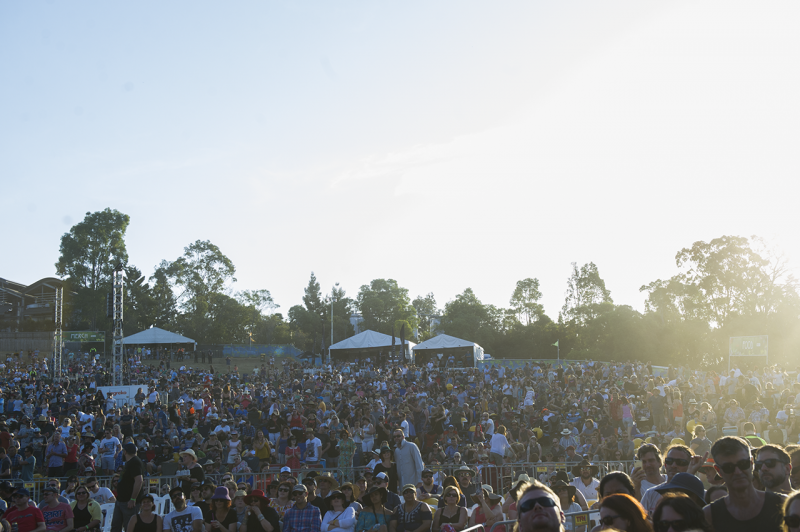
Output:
[3, 1, 800, 320]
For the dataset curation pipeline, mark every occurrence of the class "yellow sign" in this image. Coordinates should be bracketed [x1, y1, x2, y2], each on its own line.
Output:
[574, 515, 588, 526]
[24, 483, 34, 489]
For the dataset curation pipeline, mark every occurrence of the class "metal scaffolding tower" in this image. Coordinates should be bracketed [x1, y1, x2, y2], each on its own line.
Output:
[112, 268, 125, 385]
[53, 286, 63, 380]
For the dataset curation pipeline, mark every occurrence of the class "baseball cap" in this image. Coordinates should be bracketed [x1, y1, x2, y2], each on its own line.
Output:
[292, 484, 308, 494]
[280, 466, 292, 473]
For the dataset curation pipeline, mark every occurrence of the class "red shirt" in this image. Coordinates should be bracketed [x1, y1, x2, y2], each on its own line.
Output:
[6, 505, 45, 532]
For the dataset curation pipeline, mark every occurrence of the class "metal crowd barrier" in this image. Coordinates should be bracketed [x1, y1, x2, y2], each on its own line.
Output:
[19, 459, 635, 504]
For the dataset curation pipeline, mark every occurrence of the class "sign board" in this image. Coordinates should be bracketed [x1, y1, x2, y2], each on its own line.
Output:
[729, 336, 768, 357]
[65, 331, 105, 342]
[98, 385, 148, 407]
[574, 515, 589, 526]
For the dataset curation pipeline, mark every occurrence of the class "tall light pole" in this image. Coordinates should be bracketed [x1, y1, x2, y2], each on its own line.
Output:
[330, 282, 339, 363]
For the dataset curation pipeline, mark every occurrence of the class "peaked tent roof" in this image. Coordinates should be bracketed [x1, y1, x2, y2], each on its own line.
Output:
[122, 327, 196, 345]
[412, 333, 481, 351]
[329, 330, 417, 351]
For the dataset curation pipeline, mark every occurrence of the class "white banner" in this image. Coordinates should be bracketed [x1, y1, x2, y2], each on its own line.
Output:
[98, 385, 148, 407]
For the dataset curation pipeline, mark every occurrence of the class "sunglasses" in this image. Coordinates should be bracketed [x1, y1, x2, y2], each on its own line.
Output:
[717, 459, 752, 474]
[785, 515, 800, 528]
[599, 515, 621, 527]
[171, 494, 184, 500]
[655, 519, 690, 532]
[278, 488, 290, 492]
[664, 458, 690, 467]
[445, 493, 458, 498]
[422, 475, 433, 479]
[755, 458, 787, 469]
[518, 496, 558, 514]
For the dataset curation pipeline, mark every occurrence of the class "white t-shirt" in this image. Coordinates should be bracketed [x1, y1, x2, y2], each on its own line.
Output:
[163, 506, 204, 532]
[571, 477, 600, 502]
[305, 437, 322, 462]
[89, 486, 115, 504]
[100, 437, 121, 458]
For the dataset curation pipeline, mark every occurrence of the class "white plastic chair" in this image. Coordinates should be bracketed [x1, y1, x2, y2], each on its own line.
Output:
[151, 495, 169, 516]
[100, 503, 116, 532]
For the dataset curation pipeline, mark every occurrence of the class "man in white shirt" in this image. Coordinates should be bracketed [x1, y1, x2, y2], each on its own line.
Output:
[86, 476, 116, 504]
[570, 460, 601, 502]
[99, 429, 121, 475]
[214, 420, 232, 435]
[304, 428, 322, 465]
[163, 486, 203, 532]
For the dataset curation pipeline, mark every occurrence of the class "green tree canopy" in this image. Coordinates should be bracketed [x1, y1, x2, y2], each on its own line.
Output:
[357, 279, 417, 335]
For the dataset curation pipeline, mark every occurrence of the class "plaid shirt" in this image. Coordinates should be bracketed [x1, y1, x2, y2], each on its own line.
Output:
[241, 424, 256, 440]
[283, 503, 321, 532]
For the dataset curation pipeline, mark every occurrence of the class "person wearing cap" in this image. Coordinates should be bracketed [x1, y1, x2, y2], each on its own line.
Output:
[163, 487, 204, 532]
[6, 488, 45, 532]
[282, 485, 321, 532]
[416, 469, 441, 500]
[371, 474, 401, 510]
[179, 450, 206, 497]
[390, 485, 432, 532]
[110, 442, 143, 532]
[41, 485, 74, 532]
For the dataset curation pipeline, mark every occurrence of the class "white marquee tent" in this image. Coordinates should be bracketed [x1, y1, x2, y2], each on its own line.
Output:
[329, 330, 417, 352]
[121, 326, 196, 346]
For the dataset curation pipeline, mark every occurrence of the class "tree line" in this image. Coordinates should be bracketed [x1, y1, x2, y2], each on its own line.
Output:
[18, 208, 800, 368]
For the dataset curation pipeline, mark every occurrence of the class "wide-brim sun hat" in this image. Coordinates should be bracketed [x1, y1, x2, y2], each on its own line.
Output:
[212, 486, 231, 500]
[245, 489, 270, 504]
[364, 486, 388, 504]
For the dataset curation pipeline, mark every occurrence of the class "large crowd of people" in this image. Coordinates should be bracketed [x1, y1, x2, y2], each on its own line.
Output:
[0, 349, 798, 532]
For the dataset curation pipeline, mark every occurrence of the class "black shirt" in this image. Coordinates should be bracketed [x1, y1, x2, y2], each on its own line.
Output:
[180, 465, 205, 496]
[117, 456, 144, 502]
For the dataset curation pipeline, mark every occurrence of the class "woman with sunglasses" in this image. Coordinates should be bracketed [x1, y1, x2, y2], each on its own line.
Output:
[783, 490, 800, 532]
[126, 494, 163, 532]
[597, 493, 653, 532]
[652, 493, 711, 532]
[432, 485, 467, 532]
[70, 487, 102, 532]
[206, 487, 237, 532]
[267, 482, 294, 520]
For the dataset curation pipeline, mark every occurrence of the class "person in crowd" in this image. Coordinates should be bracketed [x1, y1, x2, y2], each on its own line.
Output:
[640, 445, 704, 515]
[390, 485, 433, 532]
[110, 442, 143, 532]
[373, 447, 398, 495]
[267, 482, 294, 520]
[431, 485, 467, 532]
[339, 483, 362, 513]
[571, 460, 600, 505]
[6, 488, 46, 532]
[125, 494, 161, 532]
[515, 480, 565, 532]
[597, 494, 653, 532]
[652, 494, 712, 532]
[703, 436, 786, 532]
[756, 444, 794, 495]
[371, 473, 401, 511]
[631, 444, 666, 501]
[241, 490, 279, 532]
[163, 486, 204, 532]
[392, 430, 424, 491]
[205, 487, 237, 532]
[321, 491, 356, 532]
[69, 485, 101, 532]
[355, 487, 392, 532]
[783, 490, 800, 532]
[417, 468, 441, 500]
[85, 477, 115, 505]
[282, 485, 321, 532]
[550, 481, 581, 531]
[40, 486, 74, 532]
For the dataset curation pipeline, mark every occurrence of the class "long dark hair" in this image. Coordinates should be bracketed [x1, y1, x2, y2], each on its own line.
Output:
[598, 472, 635, 498]
[599, 494, 653, 532]
[653, 494, 712, 532]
